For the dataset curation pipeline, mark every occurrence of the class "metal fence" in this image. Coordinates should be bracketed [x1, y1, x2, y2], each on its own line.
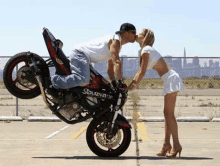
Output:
[93, 56, 220, 89]
[1, 56, 220, 117]
[1, 56, 220, 88]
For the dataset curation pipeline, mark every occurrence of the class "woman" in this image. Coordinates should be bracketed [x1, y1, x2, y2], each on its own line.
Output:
[128, 29, 184, 158]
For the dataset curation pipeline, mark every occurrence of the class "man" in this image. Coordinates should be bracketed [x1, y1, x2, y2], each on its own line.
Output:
[51, 23, 137, 90]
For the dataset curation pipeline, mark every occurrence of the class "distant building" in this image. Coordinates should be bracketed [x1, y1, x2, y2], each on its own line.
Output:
[93, 61, 108, 78]
[183, 47, 187, 68]
[90, 48, 220, 79]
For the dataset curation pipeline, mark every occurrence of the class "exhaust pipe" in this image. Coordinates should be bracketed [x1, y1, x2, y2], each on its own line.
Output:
[35, 75, 51, 108]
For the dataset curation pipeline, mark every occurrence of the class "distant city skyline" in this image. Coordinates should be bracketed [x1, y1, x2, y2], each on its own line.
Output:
[93, 48, 220, 79]
[1, 47, 220, 79]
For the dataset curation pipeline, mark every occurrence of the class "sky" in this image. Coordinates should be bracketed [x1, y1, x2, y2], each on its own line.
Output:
[0, 0, 220, 58]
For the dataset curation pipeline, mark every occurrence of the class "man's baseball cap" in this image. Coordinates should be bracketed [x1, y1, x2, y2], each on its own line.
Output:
[115, 23, 136, 34]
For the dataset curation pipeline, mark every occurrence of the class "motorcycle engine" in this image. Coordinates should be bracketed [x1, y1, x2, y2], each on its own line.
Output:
[57, 93, 85, 120]
[57, 93, 100, 120]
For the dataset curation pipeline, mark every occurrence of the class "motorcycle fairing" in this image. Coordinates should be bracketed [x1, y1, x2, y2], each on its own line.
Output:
[43, 28, 71, 75]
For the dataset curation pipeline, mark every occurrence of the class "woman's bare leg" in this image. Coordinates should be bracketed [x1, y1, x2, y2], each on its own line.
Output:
[164, 92, 181, 149]
[163, 116, 171, 147]
[156, 116, 172, 156]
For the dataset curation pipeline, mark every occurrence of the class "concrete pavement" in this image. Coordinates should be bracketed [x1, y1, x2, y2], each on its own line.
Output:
[0, 121, 219, 166]
[0, 116, 218, 122]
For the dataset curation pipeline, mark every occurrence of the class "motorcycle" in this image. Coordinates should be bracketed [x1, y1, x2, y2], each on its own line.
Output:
[3, 28, 132, 157]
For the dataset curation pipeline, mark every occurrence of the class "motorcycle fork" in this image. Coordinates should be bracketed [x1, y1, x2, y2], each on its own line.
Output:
[110, 92, 122, 134]
[110, 110, 119, 134]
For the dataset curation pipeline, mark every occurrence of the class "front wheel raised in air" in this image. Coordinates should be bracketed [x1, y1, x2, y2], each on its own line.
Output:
[86, 117, 131, 157]
[3, 52, 47, 99]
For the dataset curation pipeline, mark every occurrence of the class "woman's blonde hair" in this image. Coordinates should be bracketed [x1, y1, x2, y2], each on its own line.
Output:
[140, 28, 155, 48]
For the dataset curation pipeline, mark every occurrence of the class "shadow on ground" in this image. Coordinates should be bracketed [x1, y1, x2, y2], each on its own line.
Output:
[33, 156, 213, 160]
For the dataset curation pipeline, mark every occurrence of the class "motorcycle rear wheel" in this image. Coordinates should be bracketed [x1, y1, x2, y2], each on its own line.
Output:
[3, 52, 47, 99]
[86, 117, 131, 157]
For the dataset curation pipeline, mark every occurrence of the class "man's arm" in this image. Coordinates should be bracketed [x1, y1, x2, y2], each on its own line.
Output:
[109, 39, 122, 80]
[107, 59, 114, 81]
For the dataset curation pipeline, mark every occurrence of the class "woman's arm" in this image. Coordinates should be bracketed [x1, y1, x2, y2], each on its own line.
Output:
[128, 53, 149, 91]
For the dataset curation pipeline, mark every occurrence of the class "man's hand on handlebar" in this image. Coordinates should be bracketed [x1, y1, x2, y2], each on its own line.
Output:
[110, 79, 118, 90]
[111, 79, 127, 91]
[118, 79, 126, 88]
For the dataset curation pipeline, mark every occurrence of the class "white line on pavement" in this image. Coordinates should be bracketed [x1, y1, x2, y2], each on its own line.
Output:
[60, 125, 70, 131]
[45, 125, 70, 139]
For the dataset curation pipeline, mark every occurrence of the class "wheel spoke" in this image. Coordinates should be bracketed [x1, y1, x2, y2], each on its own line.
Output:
[12, 78, 19, 85]
[24, 59, 29, 67]
[20, 83, 36, 90]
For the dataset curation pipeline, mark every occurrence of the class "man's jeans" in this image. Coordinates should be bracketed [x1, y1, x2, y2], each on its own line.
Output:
[51, 50, 90, 89]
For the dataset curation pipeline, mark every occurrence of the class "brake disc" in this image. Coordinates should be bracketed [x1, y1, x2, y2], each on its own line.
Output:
[96, 129, 122, 148]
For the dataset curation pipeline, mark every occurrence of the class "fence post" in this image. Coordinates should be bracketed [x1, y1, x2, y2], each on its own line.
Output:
[16, 65, 18, 116]
[121, 57, 124, 116]
[121, 57, 123, 78]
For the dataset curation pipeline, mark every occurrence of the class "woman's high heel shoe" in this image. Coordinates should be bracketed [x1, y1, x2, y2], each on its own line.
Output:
[166, 147, 182, 158]
[156, 146, 172, 156]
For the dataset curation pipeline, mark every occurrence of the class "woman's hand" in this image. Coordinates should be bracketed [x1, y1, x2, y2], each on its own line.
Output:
[127, 80, 137, 91]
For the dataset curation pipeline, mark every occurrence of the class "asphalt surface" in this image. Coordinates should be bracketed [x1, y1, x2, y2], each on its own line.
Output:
[0, 121, 219, 166]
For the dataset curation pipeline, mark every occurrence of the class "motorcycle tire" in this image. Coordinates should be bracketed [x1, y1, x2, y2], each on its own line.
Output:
[86, 117, 131, 157]
[3, 52, 47, 99]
